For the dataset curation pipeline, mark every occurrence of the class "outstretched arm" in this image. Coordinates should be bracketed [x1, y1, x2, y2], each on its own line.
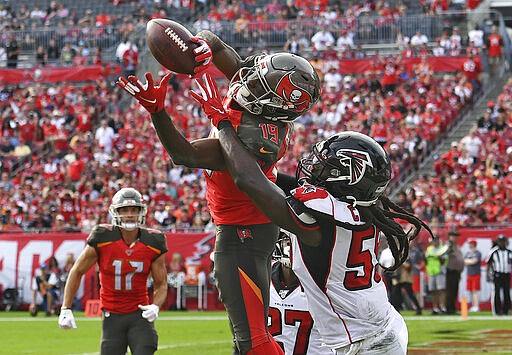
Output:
[150, 110, 225, 170]
[195, 30, 243, 80]
[117, 72, 225, 170]
[218, 121, 320, 246]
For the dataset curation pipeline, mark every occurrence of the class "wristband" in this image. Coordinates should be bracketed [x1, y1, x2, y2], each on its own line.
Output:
[61, 307, 70, 310]
[217, 120, 233, 131]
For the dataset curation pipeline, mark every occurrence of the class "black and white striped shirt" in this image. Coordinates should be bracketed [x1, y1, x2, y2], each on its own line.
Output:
[487, 247, 512, 274]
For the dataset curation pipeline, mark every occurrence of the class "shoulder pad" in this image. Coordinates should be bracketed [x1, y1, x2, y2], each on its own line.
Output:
[87, 224, 119, 247]
[236, 112, 289, 168]
[291, 185, 366, 226]
[140, 228, 168, 254]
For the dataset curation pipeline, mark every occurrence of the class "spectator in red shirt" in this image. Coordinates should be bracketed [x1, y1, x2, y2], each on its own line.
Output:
[151, 182, 174, 206]
[68, 154, 85, 182]
[121, 43, 139, 78]
[486, 25, 503, 75]
[462, 53, 482, 92]
[58, 190, 80, 223]
[379, 55, 401, 93]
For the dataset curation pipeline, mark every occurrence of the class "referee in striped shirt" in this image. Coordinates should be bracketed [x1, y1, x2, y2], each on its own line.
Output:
[486, 234, 512, 315]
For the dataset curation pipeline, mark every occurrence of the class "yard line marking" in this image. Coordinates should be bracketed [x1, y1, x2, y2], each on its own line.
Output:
[0, 315, 229, 322]
[65, 340, 233, 355]
[157, 339, 233, 349]
[404, 315, 512, 321]
[3, 315, 510, 323]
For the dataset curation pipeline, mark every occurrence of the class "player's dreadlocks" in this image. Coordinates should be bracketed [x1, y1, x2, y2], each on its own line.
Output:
[359, 195, 433, 271]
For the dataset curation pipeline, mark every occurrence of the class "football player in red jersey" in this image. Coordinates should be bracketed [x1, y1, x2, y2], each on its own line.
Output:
[117, 30, 320, 355]
[58, 187, 168, 355]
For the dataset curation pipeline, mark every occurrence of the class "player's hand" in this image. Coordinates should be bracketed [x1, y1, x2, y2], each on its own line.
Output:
[116, 72, 171, 114]
[58, 309, 77, 329]
[190, 73, 232, 128]
[190, 36, 212, 77]
[138, 304, 159, 322]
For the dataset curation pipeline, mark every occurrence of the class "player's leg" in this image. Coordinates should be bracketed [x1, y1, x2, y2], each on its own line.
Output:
[127, 311, 158, 355]
[214, 223, 279, 354]
[356, 308, 408, 355]
[100, 312, 129, 355]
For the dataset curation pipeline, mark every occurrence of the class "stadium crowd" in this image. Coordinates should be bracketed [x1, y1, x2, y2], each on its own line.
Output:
[0, 55, 482, 233]
[403, 79, 512, 229]
[1, 0, 487, 68]
[0, 0, 509, 235]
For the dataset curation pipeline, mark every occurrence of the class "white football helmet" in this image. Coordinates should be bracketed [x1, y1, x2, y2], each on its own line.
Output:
[109, 187, 147, 231]
[273, 230, 292, 269]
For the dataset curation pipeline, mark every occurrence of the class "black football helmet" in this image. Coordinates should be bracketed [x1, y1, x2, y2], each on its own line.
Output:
[109, 187, 147, 230]
[227, 53, 320, 122]
[273, 230, 292, 268]
[296, 132, 391, 206]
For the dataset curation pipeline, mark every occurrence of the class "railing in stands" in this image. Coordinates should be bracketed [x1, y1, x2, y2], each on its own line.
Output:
[4, 10, 510, 68]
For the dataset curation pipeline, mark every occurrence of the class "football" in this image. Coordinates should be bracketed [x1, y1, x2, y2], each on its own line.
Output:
[146, 18, 198, 75]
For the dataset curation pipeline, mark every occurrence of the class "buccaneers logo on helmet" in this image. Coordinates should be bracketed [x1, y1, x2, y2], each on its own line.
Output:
[275, 73, 312, 114]
[335, 149, 374, 185]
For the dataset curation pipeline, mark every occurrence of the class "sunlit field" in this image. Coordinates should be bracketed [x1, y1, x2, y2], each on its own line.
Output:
[0, 310, 511, 354]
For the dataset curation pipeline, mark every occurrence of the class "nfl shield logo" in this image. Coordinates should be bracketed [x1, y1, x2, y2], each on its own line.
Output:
[126, 249, 133, 256]
[278, 289, 290, 299]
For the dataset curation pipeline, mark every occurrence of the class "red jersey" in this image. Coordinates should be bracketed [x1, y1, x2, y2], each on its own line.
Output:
[487, 33, 503, 57]
[462, 58, 481, 81]
[381, 62, 399, 86]
[87, 225, 167, 313]
[205, 109, 291, 225]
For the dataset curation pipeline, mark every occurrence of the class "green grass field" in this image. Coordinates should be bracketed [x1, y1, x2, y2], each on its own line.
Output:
[0, 311, 510, 355]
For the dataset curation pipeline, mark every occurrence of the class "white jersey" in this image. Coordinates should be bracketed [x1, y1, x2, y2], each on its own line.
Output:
[268, 262, 332, 355]
[286, 186, 398, 350]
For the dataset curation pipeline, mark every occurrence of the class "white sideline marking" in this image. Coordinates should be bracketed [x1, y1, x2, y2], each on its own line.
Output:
[403, 315, 512, 321]
[3, 315, 510, 322]
[0, 315, 228, 322]
[65, 340, 232, 355]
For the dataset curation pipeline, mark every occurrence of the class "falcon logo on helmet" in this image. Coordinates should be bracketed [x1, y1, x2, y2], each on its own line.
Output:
[274, 73, 312, 115]
[335, 149, 373, 185]
[296, 131, 392, 207]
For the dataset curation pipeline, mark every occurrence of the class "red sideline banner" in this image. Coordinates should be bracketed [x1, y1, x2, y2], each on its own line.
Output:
[0, 64, 121, 84]
[337, 56, 477, 74]
[0, 56, 472, 85]
[0, 228, 508, 308]
[0, 232, 215, 305]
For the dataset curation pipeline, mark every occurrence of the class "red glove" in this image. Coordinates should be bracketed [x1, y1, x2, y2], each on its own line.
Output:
[116, 72, 171, 114]
[190, 36, 212, 77]
[190, 73, 230, 128]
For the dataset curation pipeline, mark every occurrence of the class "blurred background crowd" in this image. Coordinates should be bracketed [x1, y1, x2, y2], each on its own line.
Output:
[0, 0, 510, 236]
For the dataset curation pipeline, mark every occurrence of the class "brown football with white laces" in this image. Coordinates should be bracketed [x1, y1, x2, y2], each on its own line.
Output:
[146, 19, 198, 75]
